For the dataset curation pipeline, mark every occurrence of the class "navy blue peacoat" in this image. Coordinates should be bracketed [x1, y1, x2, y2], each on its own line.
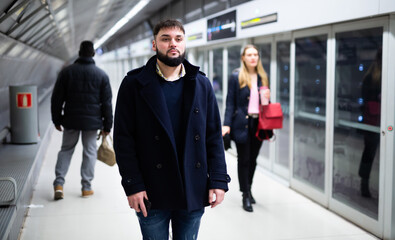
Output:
[114, 56, 230, 211]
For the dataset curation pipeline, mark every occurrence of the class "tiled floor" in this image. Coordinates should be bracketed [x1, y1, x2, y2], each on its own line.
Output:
[19, 128, 379, 240]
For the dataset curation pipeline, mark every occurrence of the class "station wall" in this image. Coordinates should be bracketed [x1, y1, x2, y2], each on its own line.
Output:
[0, 34, 64, 135]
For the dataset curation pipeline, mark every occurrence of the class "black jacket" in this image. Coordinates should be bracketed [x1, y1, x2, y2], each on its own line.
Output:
[114, 56, 230, 211]
[51, 57, 113, 132]
[224, 72, 262, 143]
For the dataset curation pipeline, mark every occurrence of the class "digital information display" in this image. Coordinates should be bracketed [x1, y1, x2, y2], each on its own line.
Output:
[207, 10, 236, 41]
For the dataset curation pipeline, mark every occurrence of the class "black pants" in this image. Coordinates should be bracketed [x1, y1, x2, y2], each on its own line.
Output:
[235, 118, 263, 192]
[359, 131, 380, 180]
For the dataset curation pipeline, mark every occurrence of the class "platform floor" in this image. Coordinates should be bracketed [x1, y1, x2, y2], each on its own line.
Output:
[19, 128, 379, 240]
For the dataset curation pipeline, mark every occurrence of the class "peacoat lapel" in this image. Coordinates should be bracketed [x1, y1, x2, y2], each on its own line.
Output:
[135, 56, 200, 160]
[136, 57, 177, 153]
[181, 67, 197, 151]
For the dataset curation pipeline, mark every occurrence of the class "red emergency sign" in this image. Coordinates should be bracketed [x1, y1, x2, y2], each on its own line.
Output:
[16, 92, 32, 108]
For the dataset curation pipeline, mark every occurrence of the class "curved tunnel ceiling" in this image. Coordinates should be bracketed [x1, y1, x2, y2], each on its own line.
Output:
[0, 0, 171, 60]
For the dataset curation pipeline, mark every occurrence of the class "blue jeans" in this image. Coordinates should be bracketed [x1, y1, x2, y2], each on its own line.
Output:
[136, 208, 205, 240]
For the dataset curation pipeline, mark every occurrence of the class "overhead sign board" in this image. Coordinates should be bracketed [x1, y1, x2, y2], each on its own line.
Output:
[187, 32, 203, 41]
[241, 13, 278, 29]
[207, 10, 236, 41]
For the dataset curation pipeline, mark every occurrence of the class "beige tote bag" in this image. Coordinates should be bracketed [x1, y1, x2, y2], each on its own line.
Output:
[97, 135, 116, 166]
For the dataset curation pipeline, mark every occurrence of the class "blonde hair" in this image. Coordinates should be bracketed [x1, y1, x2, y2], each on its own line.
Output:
[364, 50, 381, 85]
[238, 44, 269, 89]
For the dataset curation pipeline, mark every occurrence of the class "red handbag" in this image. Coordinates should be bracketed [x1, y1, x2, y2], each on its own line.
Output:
[255, 103, 283, 141]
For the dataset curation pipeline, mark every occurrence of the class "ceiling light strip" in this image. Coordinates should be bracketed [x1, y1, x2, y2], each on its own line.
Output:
[94, 0, 150, 49]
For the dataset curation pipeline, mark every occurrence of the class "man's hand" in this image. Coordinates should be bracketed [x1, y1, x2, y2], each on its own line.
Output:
[209, 189, 225, 208]
[101, 131, 110, 136]
[222, 126, 230, 136]
[100, 130, 110, 137]
[55, 125, 63, 132]
[127, 191, 149, 217]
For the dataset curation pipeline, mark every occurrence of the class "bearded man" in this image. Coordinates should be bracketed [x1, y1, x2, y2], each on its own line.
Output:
[113, 19, 230, 239]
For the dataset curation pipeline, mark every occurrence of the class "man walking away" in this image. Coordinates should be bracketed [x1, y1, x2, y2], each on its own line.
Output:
[51, 40, 113, 200]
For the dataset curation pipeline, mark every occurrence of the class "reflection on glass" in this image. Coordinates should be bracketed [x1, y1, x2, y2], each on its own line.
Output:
[294, 35, 327, 191]
[256, 43, 271, 160]
[0, 41, 13, 55]
[227, 45, 241, 76]
[128, 59, 133, 70]
[333, 27, 382, 219]
[226, 45, 241, 123]
[257, 43, 271, 77]
[213, 48, 224, 117]
[197, 50, 206, 73]
[7, 44, 25, 57]
[275, 41, 290, 168]
[137, 57, 145, 68]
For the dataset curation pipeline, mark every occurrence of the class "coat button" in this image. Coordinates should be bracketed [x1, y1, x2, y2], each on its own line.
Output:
[194, 134, 200, 141]
[156, 164, 162, 169]
[195, 162, 201, 168]
[194, 108, 199, 114]
[126, 179, 132, 184]
[245, 125, 248, 129]
[245, 115, 249, 119]
[154, 135, 160, 141]
[247, 96, 250, 100]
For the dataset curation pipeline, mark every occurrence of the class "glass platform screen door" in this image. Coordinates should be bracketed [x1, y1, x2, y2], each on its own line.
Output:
[212, 47, 224, 118]
[330, 18, 388, 238]
[274, 36, 291, 179]
[255, 39, 272, 169]
[256, 35, 292, 180]
[291, 27, 330, 205]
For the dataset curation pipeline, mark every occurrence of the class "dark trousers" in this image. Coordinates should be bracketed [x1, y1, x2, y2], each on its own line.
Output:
[359, 131, 380, 180]
[236, 117, 263, 192]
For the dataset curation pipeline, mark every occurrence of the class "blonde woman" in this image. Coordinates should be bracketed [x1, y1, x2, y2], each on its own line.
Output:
[222, 45, 270, 212]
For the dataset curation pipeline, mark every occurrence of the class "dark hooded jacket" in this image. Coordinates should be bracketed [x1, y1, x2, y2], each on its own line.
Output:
[51, 57, 113, 132]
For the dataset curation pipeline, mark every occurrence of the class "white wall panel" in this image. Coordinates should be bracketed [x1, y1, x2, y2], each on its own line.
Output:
[185, 0, 395, 48]
[380, 0, 395, 14]
[237, 0, 384, 39]
[184, 18, 207, 48]
[116, 46, 130, 60]
[130, 38, 152, 58]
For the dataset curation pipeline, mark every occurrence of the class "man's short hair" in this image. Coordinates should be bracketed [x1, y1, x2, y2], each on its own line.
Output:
[153, 19, 185, 37]
[79, 41, 95, 57]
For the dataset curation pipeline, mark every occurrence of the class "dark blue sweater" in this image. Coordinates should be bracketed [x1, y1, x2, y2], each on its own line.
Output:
[158, 75, 185, 155]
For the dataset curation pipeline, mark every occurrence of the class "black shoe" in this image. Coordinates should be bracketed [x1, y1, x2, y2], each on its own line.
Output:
[249, 191, 256, 204]
[361, 179, 371, 198]
[242, 192, 253, 212]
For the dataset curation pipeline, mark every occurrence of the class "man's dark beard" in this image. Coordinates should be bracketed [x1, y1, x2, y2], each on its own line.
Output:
[156, 49, 185, 67]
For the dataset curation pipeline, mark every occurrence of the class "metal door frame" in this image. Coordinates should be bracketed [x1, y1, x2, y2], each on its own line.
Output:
[290, 26, 332, 207]
[383, 13, 395, 240]
[272, 33, 292, 180]
[254, 33, 292, 180]
[328, 16, 389, 238]
[254, 35, 275, 170]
